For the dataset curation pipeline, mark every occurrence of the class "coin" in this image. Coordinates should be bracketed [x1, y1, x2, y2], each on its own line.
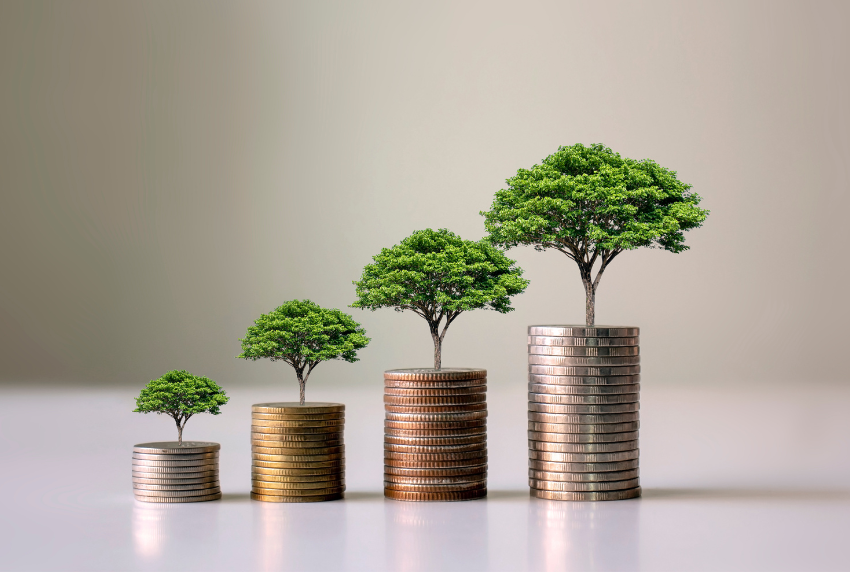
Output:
[251, 466, 342, 476]
[134, 488, 222, 498]
[527, 459, 639, 472]
[133, 482, 220, 491]
[384, 464, 487, 477]
[250, 419, 344, 428]
[384, 481, 486, 492]
[386, 411, 488, 422]
[384, 386, 487, 396]
[252, 402, 345, 414]
[528, 374, 641, 386]
[133, 442, 220, 454]
[132, 458, 218, 467]
[384, 368, 486, 381]
[252, 453, 344, 462]
[384, 443, 486, 454]
[385, 450, 487, 461]
[529, 355, 641, 367]
[384, 379, 487, 389]
[529, 365, 641, 377]
[528, 430, 638, 443]
[528, 468, 640, 482]
[251, 438, 343, 448]
[527, 412, 639, 424]
[385, 420, 487, 430]
[132, 476, 219, 485]
[133, 469, 219, 478]
[384, 474, 486, 485]
[250, 492, 343, 503]
[527, 326, 639, 337]
[528, 345, 640, 357]
[528, 449, 639, 463]
[528, 440, 638, 453]
[528, 421, 639, 433]
[251, 479, 345, 490]
[252, 460, 344, 469]
[529, 383, 640, 395]
[384, 394, 487, 405]
[249, 425, 344, 434]
[384, 427, 486, 437]
[528, 392, 639, 405]
[529, 478, 640, 492]
[251, 486, 345, 496]
[530, 487, 641, 501]
[528, 336, 639, 347]
[248, 431, 343, 441]
[251, 446, 344, 455]
[385, 459, 488, 469]
[528, 402, 640, 414]
[385, 435, 486, 446]
[384, 489, 486, 501]
[252, 473, 343, 483]
[133, 452, 219, 461]
[385, 403, 487, 413]
[252, 412, 344, 421]
[136, 493, 222, 503]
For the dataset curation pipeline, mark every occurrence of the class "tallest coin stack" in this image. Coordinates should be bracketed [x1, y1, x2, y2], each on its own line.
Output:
[527, 326, 641, 501]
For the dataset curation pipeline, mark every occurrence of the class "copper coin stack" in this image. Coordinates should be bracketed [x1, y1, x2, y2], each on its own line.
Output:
[251, 402, 345, 503]
[384, 368, 488, 501]
[132, 442, 221, 503]
[527, 326, 642, 501]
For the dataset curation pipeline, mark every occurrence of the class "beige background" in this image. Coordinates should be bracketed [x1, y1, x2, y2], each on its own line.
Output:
[1, 0, 848, 390]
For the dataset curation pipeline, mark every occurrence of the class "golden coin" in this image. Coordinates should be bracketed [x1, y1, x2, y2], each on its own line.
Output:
[252, 460, 344, 469]
[528, 468, 639, 482]
[528, 440, 638, 453]
[251, 479, 345, 490]
[383, 489, 486, 501]
[383, 368, 486, 381]
[530, 487, 641, 501]
[250, 492, 343, 503]
[251, 485, 345, 496]
[251, 442, 343, 451]
[252, 412, 344, 421]
[251, 466, 342, 476]
[248, 431, 342, 441]
[252, 473, 343, 483]
[252, 402, 345, 414]
[528, 449, 639, 463]
[251, 446, 343, 455]
[529, 478, 640, 492]
[252, 452, 344, 462]
[250, 419, 344, 428]
[249, 424, 343, 434]
[528, 421, 639, 433]
[528, 459, 639, 472]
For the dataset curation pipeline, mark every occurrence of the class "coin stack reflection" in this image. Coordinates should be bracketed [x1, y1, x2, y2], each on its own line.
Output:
[527, 326, 642, 501]
[384, 368, 488, 501]
[132, 442, 221, 503]
[251, 402, 345, 502]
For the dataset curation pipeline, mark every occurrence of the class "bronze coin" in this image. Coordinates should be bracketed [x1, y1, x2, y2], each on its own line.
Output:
[529, 365, 641, 376]
[252, 402, 345, 414]
[384, 386, 487, 396]
[383, 368, 486, 381]
[528, 374, 641, 386]
[528, 430, 638, 443]
[528, 402, 640, 414]
[527, 326, 639, 337]
[384, 394, 487, 406]
[250, 492, 343, 503]
[530, 487, 641, 501]
[527, 412, 639, 424]
[528, 421, 639, 433]
[384, 474, 486, 485]
[383, 489, 486, 501]
[528, 392, 639, 405]
[528, 440, 638, 453]
[528, 459, 639, 472]
[385, 450, 487, 461]
[384, 459, 488, 469]
[385, 419, 487, 430]
[528, 449, 639, 463]
[384, 464, 487, 477]
[529, 383, 640, 395]
[527, 335, 639, 347]
[385, 403, 487, 414]
[528, 345, 640, 357]
[528, 468, 640, 482]
[385, 426, 487, 437]
[384, 443, 486, 454]
[384, 481, 486, 492]
[385, 435, 486, 446]
[384, 379, 487, 389]
[386, 411, 488, 422]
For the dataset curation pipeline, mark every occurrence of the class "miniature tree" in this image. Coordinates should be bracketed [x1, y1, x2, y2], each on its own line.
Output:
[237, 300, 370, 405]
[352, 228, 529, 370]
[482, 143, 709, 326]
[133, 370, 229, 445]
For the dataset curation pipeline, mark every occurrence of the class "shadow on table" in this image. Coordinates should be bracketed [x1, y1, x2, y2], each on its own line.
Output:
[220, 493, 252, 503]
[343, 491, 385, 501]
[643, 488, 850, 501]
[486, 490, 530, 500]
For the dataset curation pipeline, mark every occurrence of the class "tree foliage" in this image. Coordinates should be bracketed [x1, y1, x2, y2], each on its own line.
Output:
[351, 228, 529, 369]
[237, 299, 370, 404]
[481, 143, 708, 325]
[133, 369, 229, 445]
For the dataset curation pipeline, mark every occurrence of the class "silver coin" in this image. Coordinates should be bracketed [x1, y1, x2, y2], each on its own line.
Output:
[529, 365, 641, 377]
[528, 430, 638, 443]
[528, 449, 639, 463]
[529, 354, 640, 366]
[528, 459, 639, 472]
[528, 412, 639, 424]
[528, 421, 639, 433]
[529, 468, 639, 482]
[132, 467, 219, 476]
[529, 392, 639, 405]
[133, 482, 220, 491]
[528, 336, 639, 347]
[134, 488, 222, 498]
[528, 374, 640, 386]
[133, 442, 220, 454]
[529, 478, 640, 492]
[527, 326, 639, 337]
[132, 458, 218, 467]
[529, 383, 640, 395]
[132, 476, 219, 485]
[528, 345, 640, 357]
[530, 487, 641, 501]
[133, 452, 219, 461]
[135, 493, 222, 503]
[528, 402, 640, 414]
[528, 440, 638, 453]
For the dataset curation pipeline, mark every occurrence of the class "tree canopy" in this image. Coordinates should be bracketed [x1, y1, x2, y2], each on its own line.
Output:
[351, 228, 529, 369]
[237, 299, 370, 404]
[481, 143, 708, 325]
[134, 369, 229, 445]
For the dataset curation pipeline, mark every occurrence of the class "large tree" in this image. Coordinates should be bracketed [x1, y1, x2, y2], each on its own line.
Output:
[482, 143, 708, 326]
[351, 228, 529, 370]
[237, 300, 370, 405]
[133, 370, 229, 445]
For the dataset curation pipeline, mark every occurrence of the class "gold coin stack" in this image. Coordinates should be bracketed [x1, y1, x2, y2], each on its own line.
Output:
[527, 326, 641, 501]
[251, 402, 345, 502]
[132, 442, 221, 503]
[384, 368, 488, 502]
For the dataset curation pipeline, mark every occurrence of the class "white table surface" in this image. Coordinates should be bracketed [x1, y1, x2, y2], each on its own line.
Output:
[1, 381, 848, 571]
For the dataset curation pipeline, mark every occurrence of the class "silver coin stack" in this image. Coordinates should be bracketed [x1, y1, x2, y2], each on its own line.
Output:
[132, 442, 221, 503]
[527, 326, 641, 501]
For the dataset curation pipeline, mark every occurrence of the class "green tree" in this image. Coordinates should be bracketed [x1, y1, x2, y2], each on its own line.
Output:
[237, 300, 370, 405]
[482, 143, 708, 326]
[351, 228, 529, 370]
[133, 370, 229, 445]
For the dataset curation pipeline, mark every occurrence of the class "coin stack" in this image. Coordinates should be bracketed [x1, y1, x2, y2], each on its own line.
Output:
[132, 441, 221, 503]
[384, 368, 488, 502]
[527, 326, 641, 501]
[251, 402, 345, 502]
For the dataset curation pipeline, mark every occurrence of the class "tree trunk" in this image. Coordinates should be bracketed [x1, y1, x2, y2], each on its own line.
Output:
[432, 332, 442, 370]
[583, 280, 595, 326]
[298, 375, 306, 406]
[177, 423, 183, 446]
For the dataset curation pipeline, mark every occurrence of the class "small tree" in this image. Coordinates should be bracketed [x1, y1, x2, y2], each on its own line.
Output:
[351, 228, 529, 370]
[482, 143, 709, 326]
[237, 300, 370, 405]
[133, 370, 229, 445]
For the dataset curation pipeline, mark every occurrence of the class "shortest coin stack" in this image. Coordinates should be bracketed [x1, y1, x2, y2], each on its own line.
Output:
[251, 402, 345, 503]
[132, 442, 222, 503]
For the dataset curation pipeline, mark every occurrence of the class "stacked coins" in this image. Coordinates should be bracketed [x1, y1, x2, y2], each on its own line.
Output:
[132, 442, 221, 503]
[384, 368, 488, 502]
[527, 326, 641, 501]
[251, 402, 345, 502]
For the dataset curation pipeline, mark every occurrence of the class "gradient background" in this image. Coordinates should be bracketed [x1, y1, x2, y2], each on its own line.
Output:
[1, 0, 849, 392]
